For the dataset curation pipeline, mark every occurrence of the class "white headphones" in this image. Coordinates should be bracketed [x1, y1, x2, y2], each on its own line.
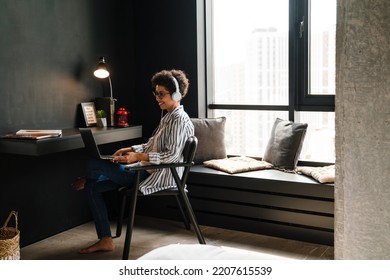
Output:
[171, 75, 182, 101]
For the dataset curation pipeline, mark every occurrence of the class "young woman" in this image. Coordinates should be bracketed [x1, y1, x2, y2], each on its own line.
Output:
[72, 69, 194, 254]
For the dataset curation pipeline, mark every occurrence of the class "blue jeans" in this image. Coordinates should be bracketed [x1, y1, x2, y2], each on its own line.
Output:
[84, 158, 150, 239]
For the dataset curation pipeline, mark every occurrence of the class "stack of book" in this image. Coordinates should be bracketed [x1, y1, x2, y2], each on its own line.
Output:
[1, 129, 62, 140]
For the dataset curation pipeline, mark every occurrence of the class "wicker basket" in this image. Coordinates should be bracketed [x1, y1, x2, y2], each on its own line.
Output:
[0, 211, 20, 260]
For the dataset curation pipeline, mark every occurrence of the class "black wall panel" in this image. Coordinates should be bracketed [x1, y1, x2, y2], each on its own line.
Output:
[133, 0, 199, 141]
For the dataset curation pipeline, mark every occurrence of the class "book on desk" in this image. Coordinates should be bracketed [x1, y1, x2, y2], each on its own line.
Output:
[0, 129, 62, 140]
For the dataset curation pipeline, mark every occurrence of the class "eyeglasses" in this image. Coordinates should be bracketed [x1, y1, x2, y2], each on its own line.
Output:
[152, 91, 169, 99]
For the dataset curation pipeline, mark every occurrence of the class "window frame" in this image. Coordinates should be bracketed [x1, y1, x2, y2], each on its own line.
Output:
[292, 0, 335, 111]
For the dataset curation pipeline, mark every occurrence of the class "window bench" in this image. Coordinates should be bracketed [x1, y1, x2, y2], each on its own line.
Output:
[186, 165, 334, 246]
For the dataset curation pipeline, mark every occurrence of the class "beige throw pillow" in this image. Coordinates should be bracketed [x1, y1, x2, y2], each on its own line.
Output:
[204, 156, 273, 174]
[296, 165, 335, 183]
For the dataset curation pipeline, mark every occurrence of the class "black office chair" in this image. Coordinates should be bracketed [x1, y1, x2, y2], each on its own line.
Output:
[115, 135, 206, 260]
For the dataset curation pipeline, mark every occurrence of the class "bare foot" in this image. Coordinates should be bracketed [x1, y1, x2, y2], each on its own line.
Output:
[79, 237, 115, 254]
[71, 177, 86, 191]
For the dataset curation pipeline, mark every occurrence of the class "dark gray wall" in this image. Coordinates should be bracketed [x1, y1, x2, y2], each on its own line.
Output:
[0, 0, 199, 247]
[0, 0, 198, 136]
[0, 0, 136, 246]
[0, 0, 135, 133]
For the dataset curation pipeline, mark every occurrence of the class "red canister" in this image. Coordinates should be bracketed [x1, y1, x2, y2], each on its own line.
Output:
[116, 107, 129, 127]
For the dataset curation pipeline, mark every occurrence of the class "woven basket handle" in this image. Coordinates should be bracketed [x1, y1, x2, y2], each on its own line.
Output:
[2, 211, 18, 230]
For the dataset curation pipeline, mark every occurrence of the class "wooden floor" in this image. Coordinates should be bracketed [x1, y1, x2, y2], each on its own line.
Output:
[21, 215, 334, 260]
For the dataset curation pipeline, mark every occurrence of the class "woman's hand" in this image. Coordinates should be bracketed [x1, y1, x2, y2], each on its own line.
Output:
[112, 152, 149, 164]
[113, 147, 133, 156]
[112, 152, 138, 164]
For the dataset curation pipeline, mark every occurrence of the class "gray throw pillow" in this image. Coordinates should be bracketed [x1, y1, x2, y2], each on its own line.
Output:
[263, 118, 308, 170]
[191, 117, 227, 164]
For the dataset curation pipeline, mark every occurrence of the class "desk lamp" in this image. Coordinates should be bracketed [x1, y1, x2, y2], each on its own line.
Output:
[94, 57, 115, 126]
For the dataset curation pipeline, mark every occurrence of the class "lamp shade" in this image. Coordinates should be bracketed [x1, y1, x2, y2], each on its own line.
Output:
[94, 57, 110, 78]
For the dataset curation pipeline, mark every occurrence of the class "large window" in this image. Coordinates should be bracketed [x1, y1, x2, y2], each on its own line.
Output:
[205, 0, 336, 162]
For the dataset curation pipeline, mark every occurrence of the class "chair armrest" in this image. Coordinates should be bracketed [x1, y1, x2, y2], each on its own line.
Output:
[123, 161, 194, 171]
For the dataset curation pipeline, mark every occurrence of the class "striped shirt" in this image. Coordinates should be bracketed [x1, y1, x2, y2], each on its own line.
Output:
[131, 105, 194, 194]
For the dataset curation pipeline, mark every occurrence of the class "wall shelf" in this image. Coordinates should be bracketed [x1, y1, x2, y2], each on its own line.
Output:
[0, 126, 142, 156]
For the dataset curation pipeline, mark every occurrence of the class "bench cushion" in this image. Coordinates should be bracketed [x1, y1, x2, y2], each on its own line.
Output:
[203, 156, 273, 174]
[296, 165, 335, 183]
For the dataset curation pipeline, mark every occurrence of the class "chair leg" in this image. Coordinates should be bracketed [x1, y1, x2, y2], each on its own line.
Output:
[115, 193, 127, 238]
[122, 188, 138, 260]
[174, 195, 191, 230]
[182, 194, 206, 244]
[171, 167, 205, 244]
[122, 171, 141, 260]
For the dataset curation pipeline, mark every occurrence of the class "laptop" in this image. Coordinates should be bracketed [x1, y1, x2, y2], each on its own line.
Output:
[79, 128, 115, 160]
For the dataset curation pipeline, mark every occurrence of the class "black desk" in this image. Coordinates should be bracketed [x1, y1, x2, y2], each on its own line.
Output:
[0, 126, 142, 156]
[0, 125, 143, 247]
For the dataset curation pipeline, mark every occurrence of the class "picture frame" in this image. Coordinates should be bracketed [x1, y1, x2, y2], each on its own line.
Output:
[81, 102, 97, 127]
